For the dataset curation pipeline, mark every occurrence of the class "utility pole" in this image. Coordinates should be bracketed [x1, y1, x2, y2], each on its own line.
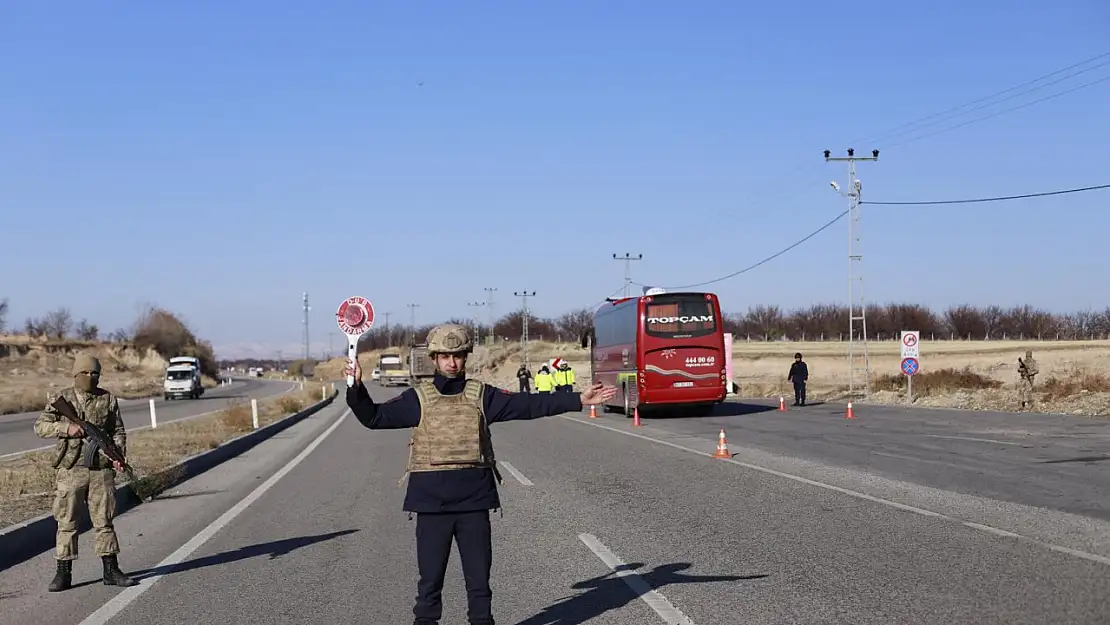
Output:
[612, 253, 643, 297]
[327, 331, 336, 360]
[483, 287, 497, 344]
[825, 148, 879, 399]
[514, 290, 536, 369]
[467, 301, 485, 343]
[301, 292, 311, 361]
[383, 312, 392, 347]
[406, 303, 420, 346]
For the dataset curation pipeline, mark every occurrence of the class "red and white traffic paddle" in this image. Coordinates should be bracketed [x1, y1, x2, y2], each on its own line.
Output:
[335, 296, 376, 387]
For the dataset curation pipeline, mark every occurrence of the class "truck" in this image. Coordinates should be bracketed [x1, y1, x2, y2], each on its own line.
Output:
[408, 344, 435, 381]
[376, 349, 410, 387]
[164, 356, 204, 400]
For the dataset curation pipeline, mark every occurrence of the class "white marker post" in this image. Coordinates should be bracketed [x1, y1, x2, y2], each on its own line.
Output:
[149, 399, 157, 429]
[900, 330, 920, 405]
[336, 296, 376, 388]
[251, 398, 259, 429]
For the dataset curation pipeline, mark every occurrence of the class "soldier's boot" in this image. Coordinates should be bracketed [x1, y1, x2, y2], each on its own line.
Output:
[101, 555, 138, 587]
[47, 559, 72, 592]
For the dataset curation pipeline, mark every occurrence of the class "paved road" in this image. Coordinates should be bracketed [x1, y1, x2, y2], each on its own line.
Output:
[0, 378, 299, 459]
[1, 386, 1108, 624]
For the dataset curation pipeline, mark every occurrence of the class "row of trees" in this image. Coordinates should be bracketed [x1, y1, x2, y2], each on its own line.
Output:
[347, 303, 1110, 348]
[0, 297, 218, 377]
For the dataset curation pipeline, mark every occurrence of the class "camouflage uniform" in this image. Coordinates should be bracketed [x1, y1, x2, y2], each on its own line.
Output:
[34, 354, 137, 591]
[1018, 349, 1039, 410]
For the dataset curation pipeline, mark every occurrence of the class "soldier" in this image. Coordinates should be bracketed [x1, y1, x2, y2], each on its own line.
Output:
[34, 354, 137, 592]
[787, 352, 809, 406]
[515, 363, 532, 393]
[1018, 349, 1039, 410]
[345, 323, 616, 625]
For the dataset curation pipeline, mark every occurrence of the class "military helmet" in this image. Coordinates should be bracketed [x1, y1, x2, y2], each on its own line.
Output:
[426, 323, 473, 355]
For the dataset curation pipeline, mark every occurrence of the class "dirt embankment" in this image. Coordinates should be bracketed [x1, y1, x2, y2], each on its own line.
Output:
[0, 337, 218, 416]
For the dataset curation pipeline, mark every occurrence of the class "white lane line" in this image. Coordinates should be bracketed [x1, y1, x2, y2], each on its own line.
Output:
[0, 383, 298, 462]
[560, 415, 1110, 568]
[923, 434, 1026, 446]
[499, 461, 533, 486]
[78, 407, 351, 625]
[577, 533, 696, 625]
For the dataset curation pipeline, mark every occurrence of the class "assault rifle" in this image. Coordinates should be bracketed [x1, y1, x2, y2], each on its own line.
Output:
[50, 395, 151, 501]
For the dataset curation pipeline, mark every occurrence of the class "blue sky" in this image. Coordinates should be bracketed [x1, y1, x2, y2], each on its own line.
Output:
[2, 1, 1107, 359]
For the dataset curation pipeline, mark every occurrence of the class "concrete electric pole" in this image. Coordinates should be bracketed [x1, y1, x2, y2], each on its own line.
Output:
[612, 253, 643, 297]
[514, 290, 536, 368]
[302, 292, 311, 361]
[825, 148, 880, 399]
[483, 287, 497, 344]
[467, 300, 485, 342]
[406, 303, 420, 346]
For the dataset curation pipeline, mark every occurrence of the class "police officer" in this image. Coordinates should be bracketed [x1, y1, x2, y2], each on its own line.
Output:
[787, 352, 809, 406]
[33, 354, 137, 591]
[515, 363, 532, 393]
[553, 362, 576, 393]
[534, 364, 555, 394]
[345, 324, 616, 625]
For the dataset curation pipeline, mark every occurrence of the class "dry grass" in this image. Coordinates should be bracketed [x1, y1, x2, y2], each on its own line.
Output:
[0, 335, 218, 415]
[0, 386, 334, 528]
[315, 338, 1110, 416]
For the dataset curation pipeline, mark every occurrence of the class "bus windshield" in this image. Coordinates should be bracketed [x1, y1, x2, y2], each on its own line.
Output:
[644, 296, 718, 339]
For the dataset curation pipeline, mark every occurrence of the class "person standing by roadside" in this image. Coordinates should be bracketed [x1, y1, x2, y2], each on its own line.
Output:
[788, 352, 809, 406]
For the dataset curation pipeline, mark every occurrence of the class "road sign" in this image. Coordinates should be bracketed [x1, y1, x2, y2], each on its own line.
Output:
[901, 357, 919, 376]
[900, 330, 920, 359]
[336, 296, 376, 387]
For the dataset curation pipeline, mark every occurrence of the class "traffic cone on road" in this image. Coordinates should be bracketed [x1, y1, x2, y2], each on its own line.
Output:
[845, 401, 855, 419]
[778, 396, 786, 412]
[712, 429, 731, 459]
[632, 406, 642, 427]
[588, 405, 597, 419]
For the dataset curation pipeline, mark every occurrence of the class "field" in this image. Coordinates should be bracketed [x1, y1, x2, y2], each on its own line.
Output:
[0, 335, 219, 416]
[314, 338, 1110, 416]
[0, 386, 331, 528]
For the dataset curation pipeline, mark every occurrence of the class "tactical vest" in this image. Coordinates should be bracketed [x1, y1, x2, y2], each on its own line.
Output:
[47, 387, 118, 470]
[400, 379, 501, 485]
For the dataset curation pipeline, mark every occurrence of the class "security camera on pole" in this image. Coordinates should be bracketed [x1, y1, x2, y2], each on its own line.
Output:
[336, 296, 376, 388]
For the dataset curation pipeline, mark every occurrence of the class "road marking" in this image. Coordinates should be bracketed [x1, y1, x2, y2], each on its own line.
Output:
[560, 415, 1110, 568]
[923, 434, 1026, 446]
[77, 407, 351, 625]
[578, 533, 696, 625]
[0, 383, 298, 462]
[499, 461, 533, 486]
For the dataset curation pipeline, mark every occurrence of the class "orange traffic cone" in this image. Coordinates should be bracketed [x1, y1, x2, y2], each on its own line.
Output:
[778, 396, 786, 412]
[632, 406, 642, 427]
[712, 429, 731, 459]
[845, 401, 855, 419]
[588, 404, 597, 419]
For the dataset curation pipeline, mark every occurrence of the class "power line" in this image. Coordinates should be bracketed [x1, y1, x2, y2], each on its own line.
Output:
[885, 73, 1110, 149]
[863, 182, 1110, 206]
[855, 51, 1110, 146]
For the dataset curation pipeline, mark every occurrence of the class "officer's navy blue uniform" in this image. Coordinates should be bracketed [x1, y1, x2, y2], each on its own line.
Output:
[347, 372, 582, 625]
[788, 360, 809, 406]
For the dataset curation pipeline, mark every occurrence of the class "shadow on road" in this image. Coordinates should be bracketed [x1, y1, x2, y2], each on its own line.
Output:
[711, 402, 778, 417]
[1041, 455, 1110, 464]
[513, 562, 766, 625]
[150, 489, 227, 501]
[131, 529, 359, 580]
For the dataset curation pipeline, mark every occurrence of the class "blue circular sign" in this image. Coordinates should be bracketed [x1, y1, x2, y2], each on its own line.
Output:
[901, 357, 919, 376]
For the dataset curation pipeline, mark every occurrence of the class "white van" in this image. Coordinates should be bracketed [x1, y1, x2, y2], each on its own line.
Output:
[164, 357, 204, 400]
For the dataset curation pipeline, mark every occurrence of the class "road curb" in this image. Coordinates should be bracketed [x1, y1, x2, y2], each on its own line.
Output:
[0, 390, 339, 570]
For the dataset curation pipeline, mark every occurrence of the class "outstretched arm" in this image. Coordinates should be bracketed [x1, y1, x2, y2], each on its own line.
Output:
[483, 385, 582, 424]
[346, 382, 420, 429]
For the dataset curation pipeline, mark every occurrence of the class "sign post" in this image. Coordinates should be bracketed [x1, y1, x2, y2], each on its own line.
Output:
[900, 330, 920, 404]
[723, 332, 734, 395]
[336, 296, 376, 388]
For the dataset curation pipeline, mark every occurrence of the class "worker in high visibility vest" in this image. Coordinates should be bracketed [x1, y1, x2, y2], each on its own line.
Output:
[534, 365, 555, 394]
[553, 362, 576, 393]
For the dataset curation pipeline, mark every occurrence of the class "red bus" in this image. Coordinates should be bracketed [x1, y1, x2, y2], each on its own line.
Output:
[580, 290, 727, 417]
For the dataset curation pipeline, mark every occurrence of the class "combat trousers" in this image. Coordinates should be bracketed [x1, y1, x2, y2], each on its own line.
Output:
[518, 380, 530, 393]
[793, 382, 806, 406]
[414, 510, 493, 625]
[53, 466, 120, 560]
